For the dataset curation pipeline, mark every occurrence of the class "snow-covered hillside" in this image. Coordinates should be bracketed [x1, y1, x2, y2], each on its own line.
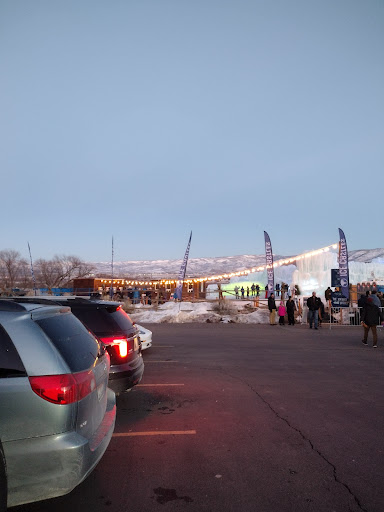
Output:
[92, 249, 384, 278]
[348, 249, 384, 263]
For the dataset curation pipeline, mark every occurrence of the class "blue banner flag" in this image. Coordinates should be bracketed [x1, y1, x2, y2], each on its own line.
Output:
[338, 228, 349, 301]
[174, 231, 192, 300]
[264, 231, 274, 297]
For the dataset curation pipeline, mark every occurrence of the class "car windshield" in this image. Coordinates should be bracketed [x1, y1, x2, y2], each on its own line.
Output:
[71, 306, 135, 337]
[36, 313, 100, 372]
[71, 304, 135, 337]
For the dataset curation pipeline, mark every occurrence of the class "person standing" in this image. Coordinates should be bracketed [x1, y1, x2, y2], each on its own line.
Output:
[234, 285, 239, 299]
[370, 290, 381, 308]
[361, 297, 384, 347]
[278, 301, 286, 325]
[286, 296, 296, 325]
[325, 287, 332, 302]
[318, 299, 325, 327]
[256, 284, 260, 297]
[268, 293, 277, 325]
[251, 284, 256, 297]
[246, 286, 250, 299]
[241, 286, 245, 299]
[307, 291, 321, 329]
[358, 291, 369, 309]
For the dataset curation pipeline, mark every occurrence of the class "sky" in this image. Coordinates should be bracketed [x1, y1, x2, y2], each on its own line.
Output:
[1, 0, 383, 263]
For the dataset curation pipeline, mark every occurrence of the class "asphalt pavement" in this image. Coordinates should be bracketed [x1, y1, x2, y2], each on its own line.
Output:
[14, 323, 384, 512]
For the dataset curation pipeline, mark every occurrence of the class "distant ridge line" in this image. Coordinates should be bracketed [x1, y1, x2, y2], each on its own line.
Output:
[89, 249, 384, 279]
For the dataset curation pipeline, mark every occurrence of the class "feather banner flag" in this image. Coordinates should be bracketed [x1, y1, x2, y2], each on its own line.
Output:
[174, 231, 192, 301]
[338, 228, 349, 301]
[264, 231, 274, 298]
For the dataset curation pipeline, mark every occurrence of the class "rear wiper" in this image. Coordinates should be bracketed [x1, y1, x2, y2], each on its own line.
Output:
[0, 368, 27, 378]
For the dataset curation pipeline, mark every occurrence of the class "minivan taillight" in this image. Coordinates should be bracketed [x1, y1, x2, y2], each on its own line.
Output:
[29, 370, 96, 404]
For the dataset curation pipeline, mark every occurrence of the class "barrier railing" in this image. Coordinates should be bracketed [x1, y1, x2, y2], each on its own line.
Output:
[303, 306, 384, 328]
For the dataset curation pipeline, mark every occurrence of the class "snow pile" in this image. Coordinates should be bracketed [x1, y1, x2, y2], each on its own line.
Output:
[129, 301, 270, 324]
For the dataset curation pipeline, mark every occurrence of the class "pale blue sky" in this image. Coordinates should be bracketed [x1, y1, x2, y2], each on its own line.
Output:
[1, 0, 383, 262]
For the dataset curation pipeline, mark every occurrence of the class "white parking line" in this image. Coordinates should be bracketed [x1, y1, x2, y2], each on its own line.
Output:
[136, 383, 184, 387]
[144, 360, 178, 363]
[113, 430, 196, 437]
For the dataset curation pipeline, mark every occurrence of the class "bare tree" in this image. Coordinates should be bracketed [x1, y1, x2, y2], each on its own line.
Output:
[17, 261, 34, 290]
[0, 250, 28, 293]
[36, 255, 95, 293]
[35, 258, 63, 293]
[56, 255, 95, 287]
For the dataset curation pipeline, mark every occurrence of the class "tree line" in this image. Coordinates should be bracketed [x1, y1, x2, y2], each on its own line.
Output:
[0, 249, 94, 294]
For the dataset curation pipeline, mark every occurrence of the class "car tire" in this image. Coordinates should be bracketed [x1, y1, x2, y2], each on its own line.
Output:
[0, 442, 7, 512]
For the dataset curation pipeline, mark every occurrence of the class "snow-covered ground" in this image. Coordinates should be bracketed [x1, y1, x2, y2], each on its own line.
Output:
[128, 300, 271, 324]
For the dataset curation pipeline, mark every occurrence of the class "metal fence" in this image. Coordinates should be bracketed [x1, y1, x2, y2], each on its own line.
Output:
[302, 306, 384, 328]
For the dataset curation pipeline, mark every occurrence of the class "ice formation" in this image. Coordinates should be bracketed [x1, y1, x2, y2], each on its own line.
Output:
[207, 248, 384, 299]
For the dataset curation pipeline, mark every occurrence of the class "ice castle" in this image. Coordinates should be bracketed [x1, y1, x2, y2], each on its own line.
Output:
[209, 246, 384, 300]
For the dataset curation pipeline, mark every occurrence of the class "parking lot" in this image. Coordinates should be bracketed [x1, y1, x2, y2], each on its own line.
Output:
[14, 323, 384, 512]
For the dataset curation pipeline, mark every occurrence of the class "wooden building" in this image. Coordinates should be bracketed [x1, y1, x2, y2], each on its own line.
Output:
[72, 277, 208, 301]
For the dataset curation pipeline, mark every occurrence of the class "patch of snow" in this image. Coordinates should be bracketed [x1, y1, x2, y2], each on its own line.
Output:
[129, 301, 270, 324]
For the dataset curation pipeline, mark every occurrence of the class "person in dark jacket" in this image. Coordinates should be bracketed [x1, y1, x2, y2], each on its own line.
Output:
[361, 297, 384, 347]
[325, 287, 332, 302]
[268, 293, 277, 325]
[318, 299, 325, 327]
[358, 291, 370, 309]
[370, 290, 381, 308]
[307, 291, 322, 329]
[286, 296, 296, 325]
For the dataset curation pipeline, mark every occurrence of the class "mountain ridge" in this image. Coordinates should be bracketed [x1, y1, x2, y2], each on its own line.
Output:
[91, 248, 384, 278]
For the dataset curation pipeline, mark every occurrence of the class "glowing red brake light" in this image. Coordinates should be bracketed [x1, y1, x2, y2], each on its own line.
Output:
[114, 339, 128, 357]
[29, 370, 96, 404]
[100, 336, 129, 360]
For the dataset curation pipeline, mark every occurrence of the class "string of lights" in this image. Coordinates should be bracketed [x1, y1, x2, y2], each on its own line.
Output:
[99, 243, 339, 287]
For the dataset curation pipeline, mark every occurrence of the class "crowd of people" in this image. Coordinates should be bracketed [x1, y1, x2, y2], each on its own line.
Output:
[266, 287, 384, 348]
[267, 292, 303, 326]
[233, 282, 298, 301]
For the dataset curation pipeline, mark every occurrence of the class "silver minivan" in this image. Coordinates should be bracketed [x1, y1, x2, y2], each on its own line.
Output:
[0, 300, 116, 508]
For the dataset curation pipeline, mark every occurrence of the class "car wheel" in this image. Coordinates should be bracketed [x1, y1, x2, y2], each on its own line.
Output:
[0, 442, 7, 512]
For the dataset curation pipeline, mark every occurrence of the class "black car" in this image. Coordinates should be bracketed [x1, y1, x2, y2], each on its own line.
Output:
[10, 297, 144, 395]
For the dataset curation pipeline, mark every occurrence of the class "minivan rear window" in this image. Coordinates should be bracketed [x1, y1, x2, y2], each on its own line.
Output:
[71, 307, 135, 337]
[36, 313, 100, 373]
[0, 324, 27, 378]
